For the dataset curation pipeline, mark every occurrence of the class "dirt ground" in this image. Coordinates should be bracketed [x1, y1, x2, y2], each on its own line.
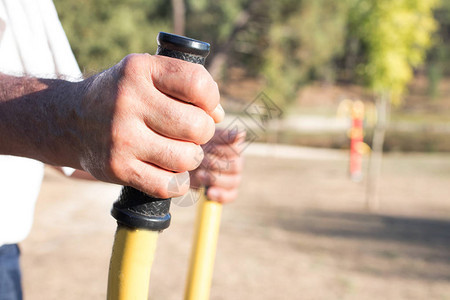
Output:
[20, 145, 450, 300]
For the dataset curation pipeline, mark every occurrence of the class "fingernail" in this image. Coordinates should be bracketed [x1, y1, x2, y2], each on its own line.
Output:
[212, 104, 225, 123]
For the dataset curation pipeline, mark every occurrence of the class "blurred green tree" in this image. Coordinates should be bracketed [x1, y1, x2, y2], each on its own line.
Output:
[54, 0, 172, 72]
[348, 0, 439, 104]
[187, 0, 350, 109]
[345, 0, 440, 209]
[261, 1, 349, 109]
[426, 1, 450, 99]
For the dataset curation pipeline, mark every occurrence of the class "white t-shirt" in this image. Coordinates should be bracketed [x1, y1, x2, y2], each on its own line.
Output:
[0, 0, 82, 246]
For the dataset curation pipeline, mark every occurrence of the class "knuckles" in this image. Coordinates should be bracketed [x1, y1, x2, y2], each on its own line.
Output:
[119, 53, 151, 79]
[105, 155, 130, 186]
[188, 66, 220, 112]
[113, 54, 152, 106]
[171, 143, 204, 172]
[151, 55, 220, 114]
[185, 113, 215, 145]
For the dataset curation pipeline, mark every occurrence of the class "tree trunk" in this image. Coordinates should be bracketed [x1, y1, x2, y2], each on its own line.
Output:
[171, 0, 185, 36]
[366, 92, 390, 211]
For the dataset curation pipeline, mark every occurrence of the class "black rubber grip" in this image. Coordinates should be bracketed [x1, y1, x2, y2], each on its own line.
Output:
[156, 47, 207, 65]
[111, 187, 171, 230]
[111, 32, 210, 230]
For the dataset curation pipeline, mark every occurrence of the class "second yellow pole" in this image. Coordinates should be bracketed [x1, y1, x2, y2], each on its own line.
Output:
[184, 193, 223, 300]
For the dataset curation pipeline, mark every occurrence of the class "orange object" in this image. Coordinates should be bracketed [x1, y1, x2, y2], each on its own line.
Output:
[350, 101, 364, 182]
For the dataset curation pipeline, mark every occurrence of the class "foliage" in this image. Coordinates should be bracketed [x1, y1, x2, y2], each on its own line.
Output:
[187, 0, 350, 108]
[54, 0, 172, 72]
[186, 0, 243, 48]
[347, 0, 440, 103]
[261, 1, 349, 108]
[426, 0, 450, 99]
[53, 0, 442, 107]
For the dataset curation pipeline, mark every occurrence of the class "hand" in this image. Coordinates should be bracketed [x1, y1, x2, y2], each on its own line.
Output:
[190, 128, 245, 203]
[76, 54, 224, 198]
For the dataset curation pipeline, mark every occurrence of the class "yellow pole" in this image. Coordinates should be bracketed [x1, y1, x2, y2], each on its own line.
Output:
[107, 225, 159, 300]
[184, 193, 223, 300]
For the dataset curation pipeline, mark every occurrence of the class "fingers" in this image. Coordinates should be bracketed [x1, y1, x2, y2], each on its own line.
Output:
[98, 124, 196, 198]
[148, 55, 224, 123]
[200, 156, 244, 174]
[143, 93, 215, 145]
[129, 161, 191, 199]
[202, 129, 246, 158]
[202, 142, 244, 160]
[189, 169, 242, 203]
[187, 128, 246, 203]
[206, 187, 238, 204]
[210, 128, 247, 145]
[197, 170, 242, 189]
[133, 123, 204, 172]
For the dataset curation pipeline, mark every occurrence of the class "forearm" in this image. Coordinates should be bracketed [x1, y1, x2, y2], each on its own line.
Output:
[52, 166, 97, 180]
[0, 73, 85, 168]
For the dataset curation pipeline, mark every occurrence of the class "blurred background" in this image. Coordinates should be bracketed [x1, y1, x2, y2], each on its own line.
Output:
[21, 0, 450, 299]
